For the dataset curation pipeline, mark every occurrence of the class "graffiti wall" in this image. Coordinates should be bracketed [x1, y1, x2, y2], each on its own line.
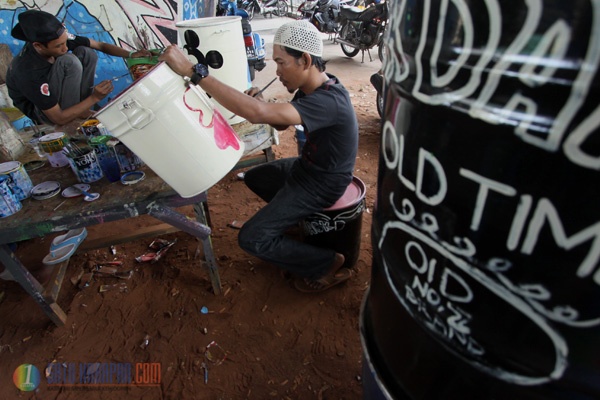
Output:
[0, 0, 212, 102]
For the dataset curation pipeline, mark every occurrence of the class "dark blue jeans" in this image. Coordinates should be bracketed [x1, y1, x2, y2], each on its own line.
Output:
[238, 158, 343, 279]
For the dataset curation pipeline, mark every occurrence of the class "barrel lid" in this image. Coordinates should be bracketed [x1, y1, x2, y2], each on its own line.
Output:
[39, 132, 65, 142]
[325, 176, 366, 211]
[0, 161, 21, 174]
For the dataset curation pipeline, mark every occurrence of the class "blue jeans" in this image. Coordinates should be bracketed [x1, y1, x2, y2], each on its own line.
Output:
[238, 158, 343, 279]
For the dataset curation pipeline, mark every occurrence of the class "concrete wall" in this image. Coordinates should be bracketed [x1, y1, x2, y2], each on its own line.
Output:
[0, 0, 215, 105]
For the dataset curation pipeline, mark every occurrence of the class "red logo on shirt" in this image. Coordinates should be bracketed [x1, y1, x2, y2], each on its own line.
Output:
[40, 83, 50, 96]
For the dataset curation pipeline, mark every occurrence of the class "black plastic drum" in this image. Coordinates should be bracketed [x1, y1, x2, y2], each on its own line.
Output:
[303, 176, 366, 270]
[362, 0, 600, 398]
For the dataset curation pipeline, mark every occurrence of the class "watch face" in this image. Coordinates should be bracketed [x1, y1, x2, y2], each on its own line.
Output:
[193, 63, 209, 78]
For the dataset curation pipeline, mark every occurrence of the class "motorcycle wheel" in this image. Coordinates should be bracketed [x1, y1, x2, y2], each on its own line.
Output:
[339, 23, 360, 58]
[378, 39, 386, 63]
[276, 0, 288, 17]
[376, 91, 383, 118]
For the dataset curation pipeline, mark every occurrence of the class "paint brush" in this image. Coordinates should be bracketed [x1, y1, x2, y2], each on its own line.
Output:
[253, 77, 278, 97]
[110, 72, 130, 81]
[90, 73, 130, 88]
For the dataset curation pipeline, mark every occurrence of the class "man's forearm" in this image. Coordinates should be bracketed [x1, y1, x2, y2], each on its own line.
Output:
[97, 42, 130, 58]
[45, 96, 97, 126]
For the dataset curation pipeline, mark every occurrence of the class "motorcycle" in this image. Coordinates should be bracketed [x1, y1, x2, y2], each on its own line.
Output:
[216, 0, 245, 16]
[298, 0, 360, 35]
[242, 0, 288, 21]
[335, 0, 388, 63]
[298, 0, 340, 35]
[215, 1, 267, 81]
[242, 14, 267, 80]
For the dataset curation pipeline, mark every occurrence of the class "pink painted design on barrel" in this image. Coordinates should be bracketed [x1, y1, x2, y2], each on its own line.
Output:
[182, 88, 241, 151]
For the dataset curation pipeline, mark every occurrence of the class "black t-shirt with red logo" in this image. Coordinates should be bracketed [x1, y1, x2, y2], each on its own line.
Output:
[6, 35, 91, 123]
[290, 74, 358, 203]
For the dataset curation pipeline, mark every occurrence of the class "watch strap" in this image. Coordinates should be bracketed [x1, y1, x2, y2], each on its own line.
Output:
[190, 72, 203, 85]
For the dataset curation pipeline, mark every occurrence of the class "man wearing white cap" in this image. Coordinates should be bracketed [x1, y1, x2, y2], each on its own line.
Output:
[160, 20, 358, 293]
[6, 10, 151, 126]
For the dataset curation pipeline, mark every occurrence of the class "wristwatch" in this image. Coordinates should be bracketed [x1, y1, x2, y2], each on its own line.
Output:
[190, 63, 209, 85]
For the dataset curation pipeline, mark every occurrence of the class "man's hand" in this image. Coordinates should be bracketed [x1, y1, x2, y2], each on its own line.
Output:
[244, 87, 264, 99]
[130, 49, 153, 58]
[158, 45, 194, 78]
[92, 80, 113, 101]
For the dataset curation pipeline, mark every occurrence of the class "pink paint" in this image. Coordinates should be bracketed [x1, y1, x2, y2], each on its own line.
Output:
[183, 88, 241, 151]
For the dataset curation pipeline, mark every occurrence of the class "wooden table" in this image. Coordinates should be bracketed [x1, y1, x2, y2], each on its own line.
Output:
[0, 121, 276, 326]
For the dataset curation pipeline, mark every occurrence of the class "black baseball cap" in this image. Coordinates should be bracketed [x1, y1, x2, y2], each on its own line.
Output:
[11, 10, 65, 43]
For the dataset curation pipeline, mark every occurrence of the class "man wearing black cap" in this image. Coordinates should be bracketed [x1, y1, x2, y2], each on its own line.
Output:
[6, 10, 151, 126]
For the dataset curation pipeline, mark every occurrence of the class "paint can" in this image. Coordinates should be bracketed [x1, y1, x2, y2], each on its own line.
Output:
[93, 62, 245, 198]
[0, 161, 33, 201]
[66, 147, 104, 184]
[0, 175, 21, 218]
[176, 16, 249, 124]
[362, 1, 600, 399]
[89, 136, 121, 183]
[39, 132, 69, 167]
[111, 141, 144, 173]
[79, 119, 105, 137]
[302, 176, 366, 270]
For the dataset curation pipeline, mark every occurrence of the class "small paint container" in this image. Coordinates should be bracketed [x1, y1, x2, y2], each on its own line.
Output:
[0, 161, 34, 200]
[0, 175, 22, 218]
[67, 147, 104, 183]
[39, 132, 70, 167]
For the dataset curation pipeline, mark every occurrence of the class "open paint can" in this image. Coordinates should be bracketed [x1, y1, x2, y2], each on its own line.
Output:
[39, 132, 69, 167]
[67, 147, 104, 183]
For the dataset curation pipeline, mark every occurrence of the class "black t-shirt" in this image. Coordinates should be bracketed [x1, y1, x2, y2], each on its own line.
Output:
[6, 35, 91, 122]
[291, 74, 358, 201]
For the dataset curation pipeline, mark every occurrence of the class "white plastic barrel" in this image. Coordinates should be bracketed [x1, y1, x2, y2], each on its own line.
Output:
[93, 62, 245, 198]
[176, 16, 249, 124]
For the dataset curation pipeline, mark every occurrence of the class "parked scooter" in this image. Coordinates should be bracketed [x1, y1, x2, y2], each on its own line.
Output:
[242, 0, 288, 21]
[335, 0, 388, 62]
[215, 1, 266, 81]
[242, 14, 267, 80]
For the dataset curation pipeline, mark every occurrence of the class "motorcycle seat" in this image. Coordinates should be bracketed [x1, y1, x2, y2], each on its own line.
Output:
[341, 2, 386, 22]
[340, 5, 364, 19]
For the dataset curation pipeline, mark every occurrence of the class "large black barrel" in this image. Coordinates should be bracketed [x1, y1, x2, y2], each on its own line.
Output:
[362, 0, 600, 399]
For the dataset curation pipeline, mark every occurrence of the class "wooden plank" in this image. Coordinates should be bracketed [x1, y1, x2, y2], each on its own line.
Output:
[42, 259, 70, 303]
[78, 223, 180, 251]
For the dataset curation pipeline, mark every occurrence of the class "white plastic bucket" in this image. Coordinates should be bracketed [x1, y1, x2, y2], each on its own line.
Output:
[93, 62, 245, 198]
[176, 16, 249, 124]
